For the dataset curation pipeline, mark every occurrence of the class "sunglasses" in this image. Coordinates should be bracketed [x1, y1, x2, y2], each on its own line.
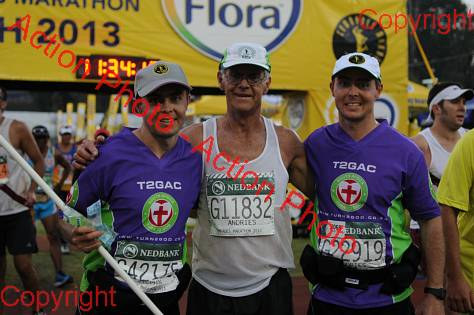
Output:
[225, 70, 267, 85]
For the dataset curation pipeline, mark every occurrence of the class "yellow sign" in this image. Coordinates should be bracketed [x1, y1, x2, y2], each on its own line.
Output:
[1, 0, 408, 134]
[282, 0, 409, 136]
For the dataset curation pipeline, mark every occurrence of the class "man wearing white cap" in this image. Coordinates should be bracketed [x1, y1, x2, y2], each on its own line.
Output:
[411, 82, 473, 292]
[64, 61, 201, 315]
[413, 82, 473, 188]
[302, 53, 445, 314]
[183, 43, 311, 315]
[74, 42, 312, 315]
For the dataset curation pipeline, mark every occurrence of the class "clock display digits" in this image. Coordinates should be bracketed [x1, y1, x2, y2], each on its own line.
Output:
[76, 56, 158, 80]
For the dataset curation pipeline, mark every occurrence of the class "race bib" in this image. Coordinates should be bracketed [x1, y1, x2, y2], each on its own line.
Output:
[318, 220, 386, 270]
[114, 240, 183, 294]
[206, 173, 275, 237]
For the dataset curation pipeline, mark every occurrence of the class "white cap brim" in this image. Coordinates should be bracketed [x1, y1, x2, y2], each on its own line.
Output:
[221, 60, 270, 71]
[333, 65, 379, 80]
[429, 86, 474, 112]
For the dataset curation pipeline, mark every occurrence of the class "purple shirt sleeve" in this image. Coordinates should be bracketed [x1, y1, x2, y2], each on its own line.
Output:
[403, 151, 440, 221]
[67, 158, 105, 217]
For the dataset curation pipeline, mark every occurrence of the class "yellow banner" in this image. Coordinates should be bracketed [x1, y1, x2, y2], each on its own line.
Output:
[1, 0, 408, 134]
[281, 0, 408, 136]
[0, 1, 406, 91]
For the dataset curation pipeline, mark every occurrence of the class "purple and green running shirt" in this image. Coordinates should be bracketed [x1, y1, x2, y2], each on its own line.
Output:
[304, 120, 440, 308]
[67, 128, 202, 294]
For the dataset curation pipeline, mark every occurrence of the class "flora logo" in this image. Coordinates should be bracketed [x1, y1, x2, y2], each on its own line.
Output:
[162, 0, 303, 60]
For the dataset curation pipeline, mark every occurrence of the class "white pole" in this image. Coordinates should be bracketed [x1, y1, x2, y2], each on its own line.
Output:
[0, 134, 163, 315]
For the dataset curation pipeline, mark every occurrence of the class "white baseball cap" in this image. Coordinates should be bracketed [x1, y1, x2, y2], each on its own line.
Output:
[429, 85, 474, 109]
[59, 125, 74, 135]
[332, 53, 381, 80]
[220, 42, 271, 72]
[134, 61, 191, 98]
[426, 84, 474, 121]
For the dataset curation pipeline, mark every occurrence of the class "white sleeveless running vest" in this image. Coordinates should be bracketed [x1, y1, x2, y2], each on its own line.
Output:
[420, 127, 467, 182]
[0, 118, 31, 216]
[411, 127, 467, 229]
[192, 117, 293, 297]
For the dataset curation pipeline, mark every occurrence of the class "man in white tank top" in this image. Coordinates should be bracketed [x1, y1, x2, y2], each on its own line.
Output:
[181, 43, 312, 315]
[0, 87, 47, 315]
[411, 82, 473, 314]
[412, 82, 473, 187]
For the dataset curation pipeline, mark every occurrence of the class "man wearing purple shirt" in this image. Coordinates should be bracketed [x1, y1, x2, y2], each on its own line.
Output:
[303, 53, 445, 314]
[64, 61, 201, 315]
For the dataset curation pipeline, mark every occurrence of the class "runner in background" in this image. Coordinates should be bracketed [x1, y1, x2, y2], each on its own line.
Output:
[0, 86, 47, 315]
[411, 82, 473, 284]
[302, 53, 445, 315]
[63, 61, 200, 315]
[53, 125, 77, 254]
[438, 129, 474, 314]
[31, 125, 74, 288]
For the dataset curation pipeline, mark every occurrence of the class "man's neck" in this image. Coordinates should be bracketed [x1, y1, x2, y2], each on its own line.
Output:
[133, 126, 178, 158]
[430, 121, 461, 143]
[223, 110, 264, 136]
[339, 115, 379, 141]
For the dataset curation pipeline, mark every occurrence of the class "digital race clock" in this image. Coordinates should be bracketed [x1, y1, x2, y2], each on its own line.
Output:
[75, 55, 159, 80]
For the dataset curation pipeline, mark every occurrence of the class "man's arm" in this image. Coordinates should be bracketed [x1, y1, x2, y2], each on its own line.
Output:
[54, 151, 71, 192]
[72, 139, 99, 170]
[58, 220, 102, 253]
[416, 216, 445, 314]
[180, 123, 203, 148]
[437, 132, 474, 312]
[275, 126, 314, 199]
[403, 151, 444, 314]
[411, 134, 431, 167]
[442, 204, 474, 313]
[66, 154, 107, 253]
[73, 124, 204, 171]
[419, 216, 445, 288]
[14, 121, 44, 204]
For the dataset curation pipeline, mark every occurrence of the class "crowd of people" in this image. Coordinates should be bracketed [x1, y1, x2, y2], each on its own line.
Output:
[0, 42, 473, 315]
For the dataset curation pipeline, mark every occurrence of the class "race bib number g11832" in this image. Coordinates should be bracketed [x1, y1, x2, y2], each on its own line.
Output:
[318, 220, 386, 270]
[206, 173, 275, 237]
[113, 240, 183, 294]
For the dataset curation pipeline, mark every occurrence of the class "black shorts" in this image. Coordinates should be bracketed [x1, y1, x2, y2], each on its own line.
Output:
[307, 297, 415, 315]
[0, 211, 38, 256]
[186, 268, 294, 315]
[76, 263, 192, 315]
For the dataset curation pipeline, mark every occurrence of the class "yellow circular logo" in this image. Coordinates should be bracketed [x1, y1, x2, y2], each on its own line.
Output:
[332, 14, 387, 64]
[154, 64, 169, 74]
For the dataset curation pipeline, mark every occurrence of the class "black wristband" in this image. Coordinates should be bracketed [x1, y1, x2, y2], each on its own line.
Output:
[424, 287, 446, 300]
